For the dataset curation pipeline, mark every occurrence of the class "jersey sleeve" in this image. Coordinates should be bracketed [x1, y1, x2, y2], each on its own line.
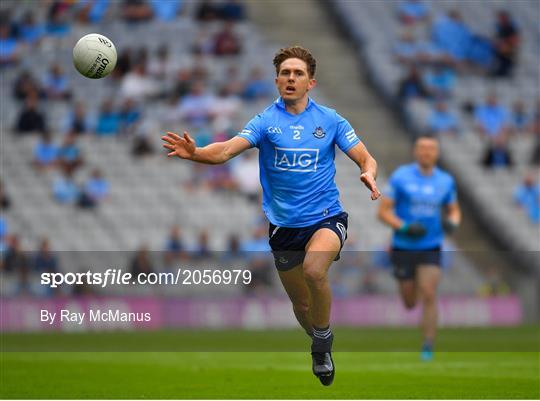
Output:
[334, 112, 361, 153]
[443, 176, 458, 205]
[236, 114, 263, 148]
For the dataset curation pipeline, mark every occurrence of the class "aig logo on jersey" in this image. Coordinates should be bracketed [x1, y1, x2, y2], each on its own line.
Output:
[274, 147, 319, 172]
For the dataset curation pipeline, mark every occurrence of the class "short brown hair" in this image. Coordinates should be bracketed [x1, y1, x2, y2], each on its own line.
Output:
[273, 46, 316, 78]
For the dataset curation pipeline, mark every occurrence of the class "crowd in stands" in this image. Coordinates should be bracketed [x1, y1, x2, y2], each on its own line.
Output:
[394, 4, 534, 129]
[1, 0, 285, 297]
[514, 171, 540, 224]
[5, 0, 269, 208]
[0, 180, 10, 253]
[395, 2, 521, 77]
[1, 235, 60, 297]
[392, 0, 539, 224]
[0, 218, 274, 297]
[5, 4, 268, 189]
[2, 0, 529, 300]
[476, 267, 511, 298]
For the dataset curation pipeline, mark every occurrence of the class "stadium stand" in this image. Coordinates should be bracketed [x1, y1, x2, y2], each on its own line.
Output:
[1, 0, 488, 299]
[333, 0, 540, 266]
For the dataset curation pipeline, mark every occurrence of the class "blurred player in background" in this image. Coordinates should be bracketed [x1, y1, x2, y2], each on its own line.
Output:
[162, 45, 380, 385]
[378, 135, 461, 361]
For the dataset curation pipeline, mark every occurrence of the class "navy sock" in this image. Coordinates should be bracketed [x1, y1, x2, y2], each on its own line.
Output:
[313, 326, 332, 340]
[311, 325, 333, 353]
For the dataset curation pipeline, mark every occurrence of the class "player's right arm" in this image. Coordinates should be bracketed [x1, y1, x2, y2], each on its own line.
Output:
[377, 172, 402, 230]
[377, 173, 426, 237]
[161, 131, 251, 165]
[377, 197, 403, 230]
[378, 197, 426, 237]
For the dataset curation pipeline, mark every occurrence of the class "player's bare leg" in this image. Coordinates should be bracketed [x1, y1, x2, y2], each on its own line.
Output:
[417, 265, 441, 360]
[303, 228, 340, 327]
[398, 280, 417, 309]
[278, 264, 313, 336]
[417, 265, 441, 342]
[303, 228, 341, 386]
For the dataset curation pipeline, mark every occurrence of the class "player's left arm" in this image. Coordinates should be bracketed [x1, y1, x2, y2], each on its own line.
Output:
[442, 176, 461, 233]
[346, 142, 381, 200]
[443, 201, 461, 233]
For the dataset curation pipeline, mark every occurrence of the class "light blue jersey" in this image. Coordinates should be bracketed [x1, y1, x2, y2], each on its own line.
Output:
[237, 97, 361, 227]
[385, 163, 457, 249]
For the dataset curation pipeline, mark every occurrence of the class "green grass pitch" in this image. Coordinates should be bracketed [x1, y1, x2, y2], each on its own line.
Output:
[1, 327, 539, 399]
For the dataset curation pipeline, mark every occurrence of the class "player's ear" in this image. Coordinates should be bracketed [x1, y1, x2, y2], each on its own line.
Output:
[307, 78, 317, 91]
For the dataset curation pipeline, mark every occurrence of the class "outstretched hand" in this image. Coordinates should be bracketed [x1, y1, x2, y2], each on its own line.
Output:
[360, 172, 381, 200]
[161, 131, 196, 159]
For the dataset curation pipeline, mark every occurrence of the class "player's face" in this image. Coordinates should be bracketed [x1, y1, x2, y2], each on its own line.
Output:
[275, 58, 316, 103]
[414, 138, 439, 168]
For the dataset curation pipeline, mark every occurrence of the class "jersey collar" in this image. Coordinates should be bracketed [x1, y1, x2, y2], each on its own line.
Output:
[274, 96, 314, 112]
[414, 162, 438, 177]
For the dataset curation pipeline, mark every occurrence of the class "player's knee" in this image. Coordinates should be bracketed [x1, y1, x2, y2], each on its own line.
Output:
[421, 289, 437, 305]
[303, 265, 327, 287]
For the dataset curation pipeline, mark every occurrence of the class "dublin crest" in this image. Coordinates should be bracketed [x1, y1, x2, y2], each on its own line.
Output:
[313, 126, 326, 139]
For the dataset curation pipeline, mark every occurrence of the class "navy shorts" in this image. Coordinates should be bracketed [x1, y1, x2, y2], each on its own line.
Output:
[390, 246, 441, 281]
[268, 212, 349, 271]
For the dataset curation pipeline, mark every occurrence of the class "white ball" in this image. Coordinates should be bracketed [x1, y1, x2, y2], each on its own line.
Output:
[73, 33, 117, 79]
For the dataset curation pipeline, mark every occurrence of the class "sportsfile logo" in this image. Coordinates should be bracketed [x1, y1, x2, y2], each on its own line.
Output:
[274, 147, 319, 172]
